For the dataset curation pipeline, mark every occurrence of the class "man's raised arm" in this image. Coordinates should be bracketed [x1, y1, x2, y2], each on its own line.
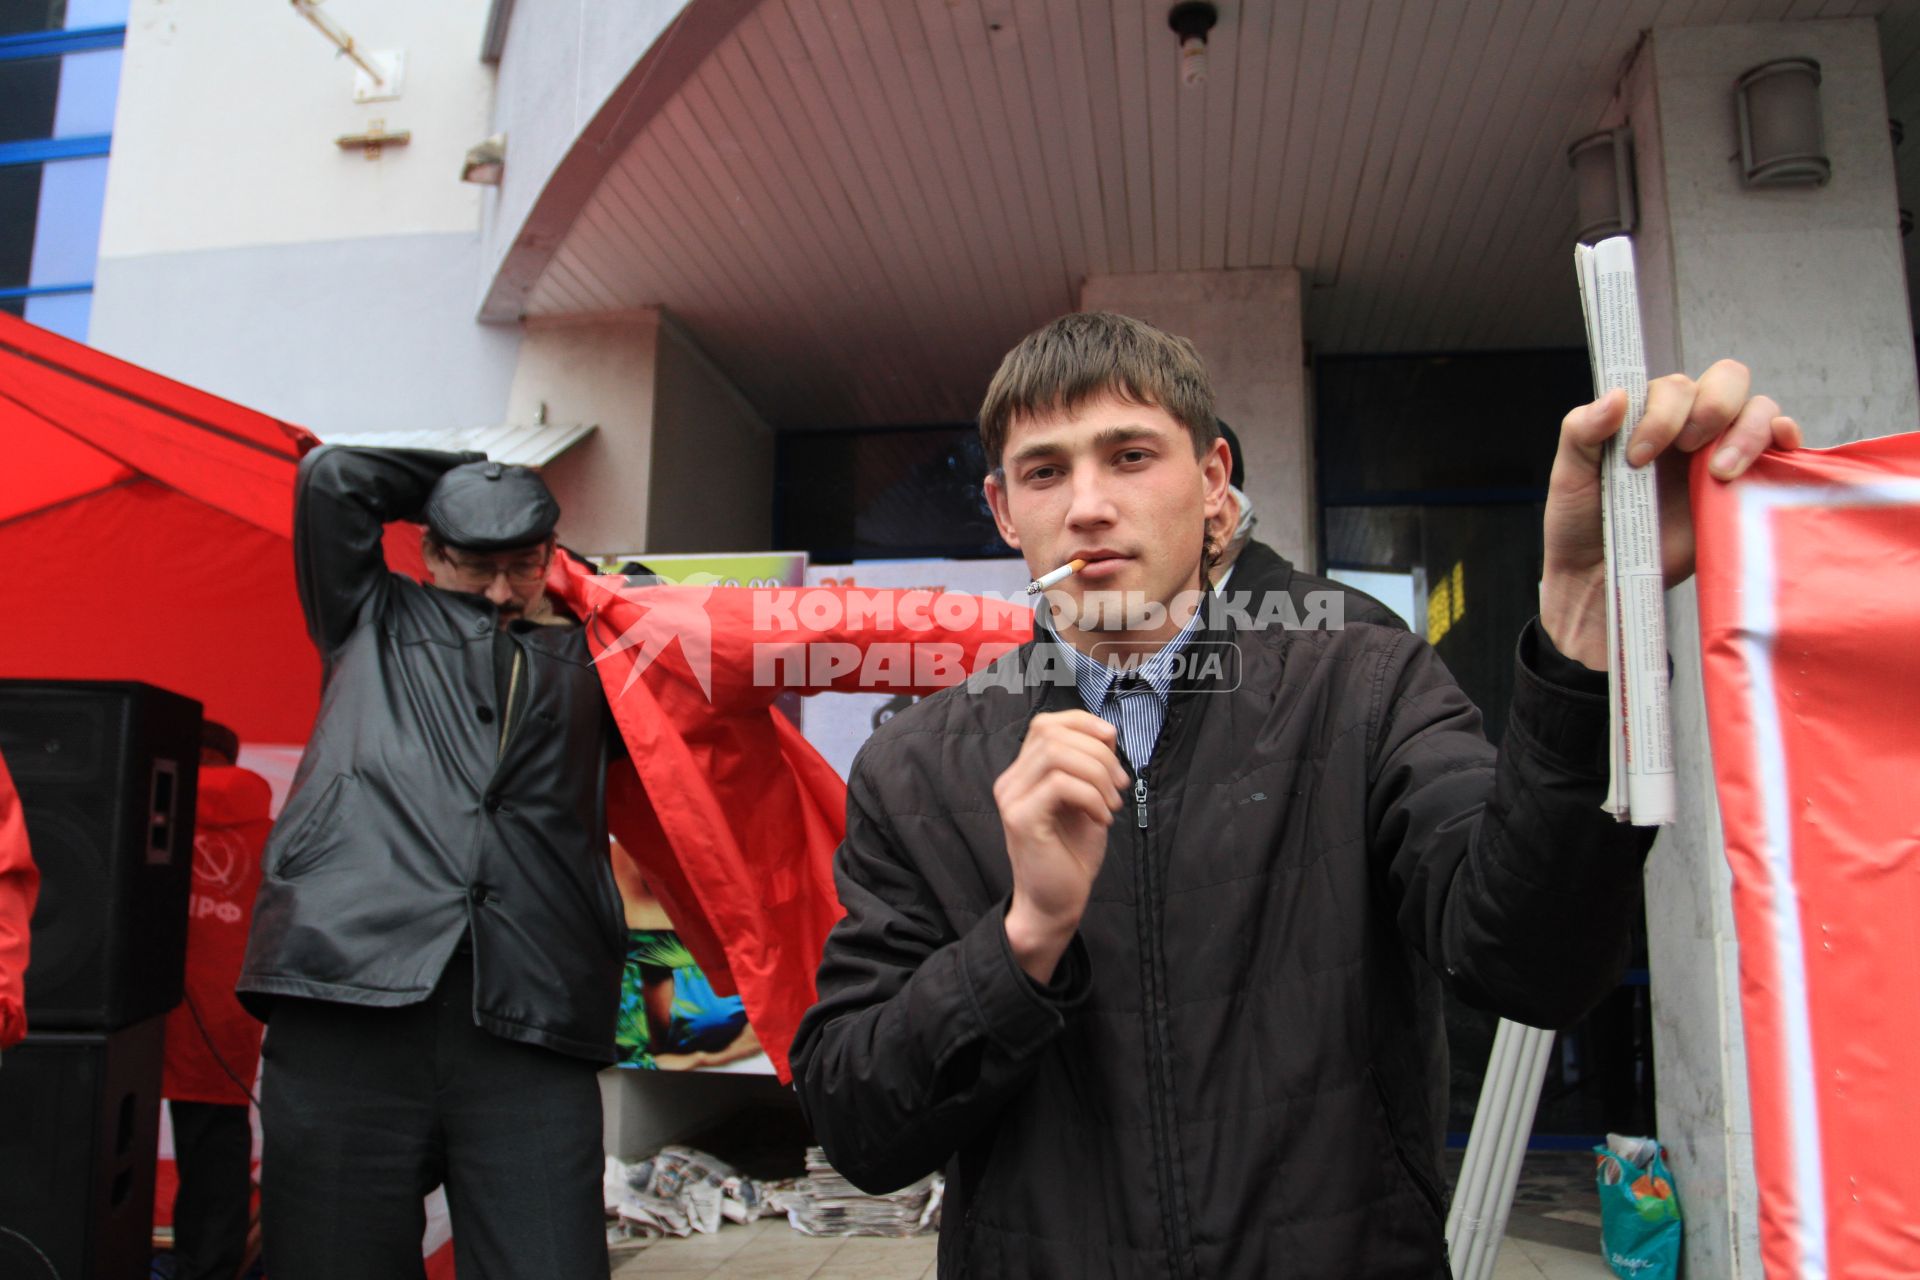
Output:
[292, 445, 479, 655]
[1367, 621, 1654, 1029]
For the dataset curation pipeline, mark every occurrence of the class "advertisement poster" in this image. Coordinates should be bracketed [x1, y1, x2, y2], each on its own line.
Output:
[589, 550, 809, 590]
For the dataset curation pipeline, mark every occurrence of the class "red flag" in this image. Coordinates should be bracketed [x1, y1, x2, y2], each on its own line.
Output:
[1693, 430, 1920, 1280]
[550, 559, 1034, 1079]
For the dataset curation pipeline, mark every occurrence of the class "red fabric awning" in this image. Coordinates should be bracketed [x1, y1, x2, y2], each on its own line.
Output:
[0, 313, 422, 745]
[0, 312, 1041, 1078]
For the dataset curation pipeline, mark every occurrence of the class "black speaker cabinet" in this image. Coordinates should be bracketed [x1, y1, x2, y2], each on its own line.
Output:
[0, 680, 201, 1030]
[0, 1016, 166, 1280]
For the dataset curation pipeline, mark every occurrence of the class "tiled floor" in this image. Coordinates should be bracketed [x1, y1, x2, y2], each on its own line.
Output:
[610, 1217, 1614, 1279]
[611, 1218, 935, 1279]
[611, 1148, 1620, 1278]
[1495, 1234, 1614, 1280]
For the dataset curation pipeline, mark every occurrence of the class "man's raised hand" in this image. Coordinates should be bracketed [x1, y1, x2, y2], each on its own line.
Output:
[1540, 359, 1802, 670]
[995, 711, 1128, 983]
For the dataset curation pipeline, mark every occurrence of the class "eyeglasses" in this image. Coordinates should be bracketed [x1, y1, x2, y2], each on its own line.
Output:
[443, 552, 551, 587]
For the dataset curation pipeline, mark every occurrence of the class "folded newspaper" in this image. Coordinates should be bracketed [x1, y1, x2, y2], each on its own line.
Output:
[603, 1146, 771, 1238]
[1575, 236, 1676, 826]
[767, 1146, 942, 1237]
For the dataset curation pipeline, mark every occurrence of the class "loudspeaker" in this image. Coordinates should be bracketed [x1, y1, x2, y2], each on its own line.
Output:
[0, 681, 201, 1030]
[0, 1016, 166, 1280]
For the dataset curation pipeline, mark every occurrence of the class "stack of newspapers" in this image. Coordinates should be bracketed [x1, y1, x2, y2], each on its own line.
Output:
[772, 1147, 942, 1237]
[1574, 236, 1676, 827]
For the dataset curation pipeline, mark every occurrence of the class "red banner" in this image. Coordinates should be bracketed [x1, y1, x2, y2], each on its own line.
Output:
[1693, 431, 1920, 1279]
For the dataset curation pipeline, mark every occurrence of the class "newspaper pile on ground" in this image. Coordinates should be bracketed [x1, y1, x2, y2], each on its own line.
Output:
[766, 1146, 943, 1237]
[1575, 235, 1676, 826]
[603, 1146, 771, 1240]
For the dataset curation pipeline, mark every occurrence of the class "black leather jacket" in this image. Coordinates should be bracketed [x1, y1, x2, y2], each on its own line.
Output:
[238, 446, 626, 1061]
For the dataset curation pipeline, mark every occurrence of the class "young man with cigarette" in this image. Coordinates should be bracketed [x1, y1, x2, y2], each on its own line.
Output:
[791, 311, 1798, 1277]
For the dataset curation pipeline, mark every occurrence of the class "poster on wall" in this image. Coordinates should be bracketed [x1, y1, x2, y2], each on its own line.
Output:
[588, 550, 809, 589]
[801, 558, 1030, 782]
[609, 837, 770, 1073]
[591, 550, 809, 1075]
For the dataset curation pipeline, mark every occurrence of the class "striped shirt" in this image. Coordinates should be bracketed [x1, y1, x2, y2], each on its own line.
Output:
[1039, 606, 1205, 774]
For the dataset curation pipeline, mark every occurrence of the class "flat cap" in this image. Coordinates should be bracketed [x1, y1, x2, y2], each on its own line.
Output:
[424, 460, 560, 552]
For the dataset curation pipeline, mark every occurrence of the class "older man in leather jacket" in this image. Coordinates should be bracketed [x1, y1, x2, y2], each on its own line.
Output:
[241, 446, 626, 1279]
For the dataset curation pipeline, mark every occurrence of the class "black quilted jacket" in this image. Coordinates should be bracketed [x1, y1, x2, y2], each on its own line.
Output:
[791, 610, 1651, 1278]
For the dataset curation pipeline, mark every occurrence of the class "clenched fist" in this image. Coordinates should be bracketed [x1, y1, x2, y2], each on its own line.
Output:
[994, 710, 1128, 983]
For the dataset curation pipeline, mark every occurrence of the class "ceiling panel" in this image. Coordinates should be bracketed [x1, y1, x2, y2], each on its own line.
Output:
[523, 0, 1920, 428]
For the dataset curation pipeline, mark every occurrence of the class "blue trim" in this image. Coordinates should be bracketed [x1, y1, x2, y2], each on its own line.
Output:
[0, 282, 91, 300]
[1621, 968, 1651, 987]
[0, 25, 125, 61]
[0, 134, 111, 166]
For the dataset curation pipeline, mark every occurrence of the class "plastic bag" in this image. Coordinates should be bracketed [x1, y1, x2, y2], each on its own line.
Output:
[1593, 1133, 1682, 1279]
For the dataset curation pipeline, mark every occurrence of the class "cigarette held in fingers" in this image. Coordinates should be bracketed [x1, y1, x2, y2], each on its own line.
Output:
[1027, 558, 1087, 595]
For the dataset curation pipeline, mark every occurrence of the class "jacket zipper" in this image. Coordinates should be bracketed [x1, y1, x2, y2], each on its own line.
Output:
[1132, 757, 1195, 1278]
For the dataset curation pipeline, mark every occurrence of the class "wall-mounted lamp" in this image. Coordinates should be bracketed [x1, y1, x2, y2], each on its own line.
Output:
[462, 133, 506, 185]
[1568, 127, 1636, 244]
[1168, 2, 1217, 87]
[1736, 58, 1830, 188]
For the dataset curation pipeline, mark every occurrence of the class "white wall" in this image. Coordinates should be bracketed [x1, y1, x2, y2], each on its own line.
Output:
[89, 0, 523, 437]
[509, 314, 662, 555]
[100, 0, 495, 257]
[504, 310, 776, 557]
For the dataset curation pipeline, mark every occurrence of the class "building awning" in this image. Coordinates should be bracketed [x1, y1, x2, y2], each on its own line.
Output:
[319, 419, 596, 468]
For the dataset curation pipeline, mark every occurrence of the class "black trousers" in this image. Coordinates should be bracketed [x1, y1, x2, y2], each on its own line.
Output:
[168, 1100, 252, 1280]
[258, 954, 609, 1280]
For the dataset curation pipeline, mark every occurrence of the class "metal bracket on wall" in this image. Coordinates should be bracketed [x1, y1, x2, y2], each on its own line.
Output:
[335, 119, 410, 159]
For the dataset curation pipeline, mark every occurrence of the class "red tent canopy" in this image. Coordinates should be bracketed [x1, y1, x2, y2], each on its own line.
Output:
[0, 312, 419, 745]
[0, 312, 1038, 1076]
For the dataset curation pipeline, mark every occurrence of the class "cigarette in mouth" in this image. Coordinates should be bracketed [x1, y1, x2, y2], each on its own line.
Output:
[1027, 558, 1087, 595]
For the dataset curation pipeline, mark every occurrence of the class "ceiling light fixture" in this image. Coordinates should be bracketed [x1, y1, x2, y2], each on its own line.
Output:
[1168, 2, 1218, 88]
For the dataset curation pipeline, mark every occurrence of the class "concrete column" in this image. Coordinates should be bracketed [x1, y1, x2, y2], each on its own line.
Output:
[1623, 19, 1917, 1278]
[647, 315, 776, 555]
[598, 1068, 794, 1162]
[507, 313, 662, 555]
[505, 310, 774, 557]
[1078, 270, 1315, 570]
